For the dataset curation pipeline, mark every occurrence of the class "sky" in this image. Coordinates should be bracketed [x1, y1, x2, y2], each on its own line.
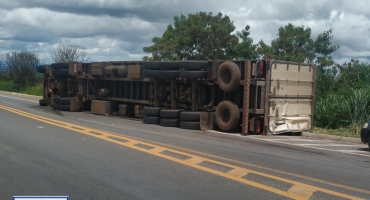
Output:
[0, 0, 369, 65]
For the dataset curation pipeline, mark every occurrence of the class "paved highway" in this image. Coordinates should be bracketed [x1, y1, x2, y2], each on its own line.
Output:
[0, 92, 370, 199]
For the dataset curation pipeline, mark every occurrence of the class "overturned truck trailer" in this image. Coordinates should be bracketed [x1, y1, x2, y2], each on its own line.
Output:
[37, 60, 316, 135]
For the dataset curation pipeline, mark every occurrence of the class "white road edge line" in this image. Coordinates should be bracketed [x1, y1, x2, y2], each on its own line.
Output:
[206, 130, 370, 158]
[0, 94, 38, 103]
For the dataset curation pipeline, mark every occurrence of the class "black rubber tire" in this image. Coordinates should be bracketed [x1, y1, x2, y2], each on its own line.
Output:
[215, 101, 240, 131]
[143, 116, 159, 124]
[39, 99, 47, 106]
[157, 70, 179, 78]
[37, 65, 48, 73]
[160, 109, 182, 118]
[143, 62, 179, 70]
[368, 137, 370, 149]
[52, 69, 69, 76]
[361, 127, 369, 144]
[180, 112, 200, 121]
[53, 97, 60, 104]
[179, 71, 208, 79]
[143, 107, 161, 116]
[59, 104, 70, 111]
[217, 61, 241, 92]
[160, 118, 180, 127]
[51, 63, 69, 70]
[180, 121, 201, 130]
[52, 103, 59, 110]
[179, 61, 208, 69]
[59, 98, 70, 105]
[142, 70, 159, 77]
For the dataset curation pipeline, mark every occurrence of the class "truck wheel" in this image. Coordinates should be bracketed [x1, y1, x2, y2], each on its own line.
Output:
[368, 137, 370, 149]
[142, 70, 159, 77]
[142, 62, 179, 70]
[143, 107, 161, 116]
[37, 65, 47, 73]
[157, 71, 180, 79]
[179, 71, 208, 79]
[59, 104, 70, 111]
[143, 116, 159, 124]
[180, 121, 200, 130]
[160, 118, 180, 127]
[53, 97, 60, 104]
[39, 99, 47, 106]
[52, 103, 59, 110]
[59, 98, 70, 105]
[215, 101, 240, 131]
[52, 69, 69, 76]
[160, 109, 182, 118]
[217, 61, 241, 92]
[51, 63, 69, 70]
[179, 61, 208, 70]
[180, 112, 200, 121]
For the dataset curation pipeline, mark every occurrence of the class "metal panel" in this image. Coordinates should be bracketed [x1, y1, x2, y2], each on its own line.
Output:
[270, 62, 314, 97]
[91, 62, 109, 76]
[127, 65, 143, 78]
[267, 61, 315, 134]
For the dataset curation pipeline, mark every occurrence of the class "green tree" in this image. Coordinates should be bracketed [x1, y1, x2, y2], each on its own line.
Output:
[6, 51, 39, 91]
[233, 25, 258, 59]
[257, 23, 339, 67]
[143, 12, 257, 61]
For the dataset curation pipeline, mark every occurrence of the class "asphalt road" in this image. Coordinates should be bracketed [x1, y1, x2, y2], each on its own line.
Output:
[1, 92, 370, 200]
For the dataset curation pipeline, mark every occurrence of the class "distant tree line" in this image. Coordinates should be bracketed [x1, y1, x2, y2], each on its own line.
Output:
[0, 42, 87, 91]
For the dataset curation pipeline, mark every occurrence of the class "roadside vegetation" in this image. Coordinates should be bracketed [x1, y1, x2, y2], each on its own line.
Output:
[1, 12, 369, 137]
[0, 73, 43, 96]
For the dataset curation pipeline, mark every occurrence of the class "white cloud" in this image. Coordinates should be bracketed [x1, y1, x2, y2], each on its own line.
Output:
[0, 0, 369, 64]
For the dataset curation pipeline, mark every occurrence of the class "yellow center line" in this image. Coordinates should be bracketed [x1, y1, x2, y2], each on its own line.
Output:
[115, 132, 370, 196]
[0, 105, 365, 200]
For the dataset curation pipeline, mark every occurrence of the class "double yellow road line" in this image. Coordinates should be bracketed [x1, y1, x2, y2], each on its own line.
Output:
[0, 105, 365, 200]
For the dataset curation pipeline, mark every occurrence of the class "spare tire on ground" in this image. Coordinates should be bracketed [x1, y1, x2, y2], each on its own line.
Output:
[143, 107, 161, 116]
[215, 101, 240, 131]
[160, 109, 182, 119]
[53, 97, 60, 104]
[59, 104, 70, 111]
[180, 121, 201, 130]
[180, 112, 200, 121]
[39, 98, 48, 106]
[160, 118, 180, 127]
[143, 116, 160, 124]
[59, 98, 70, 105]
[52, 103, 59, 110]
[216, 61, 241, 92]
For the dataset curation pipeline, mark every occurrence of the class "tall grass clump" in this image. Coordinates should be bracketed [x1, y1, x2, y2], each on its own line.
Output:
[314, 94, 343, 129]
[338, 87, 370, 135]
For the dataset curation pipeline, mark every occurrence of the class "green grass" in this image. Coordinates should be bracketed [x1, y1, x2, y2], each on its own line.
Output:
[311, 127, 360, 138]
[0, 80, 17, 92]
[0, 80, 43, 96]
[21, 83, 43, 96]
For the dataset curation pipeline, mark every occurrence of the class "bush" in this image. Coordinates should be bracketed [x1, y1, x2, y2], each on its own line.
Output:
[314, 94, 343, 128]
[314, 87, 370, 135]
[338, 87, 370, 135]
